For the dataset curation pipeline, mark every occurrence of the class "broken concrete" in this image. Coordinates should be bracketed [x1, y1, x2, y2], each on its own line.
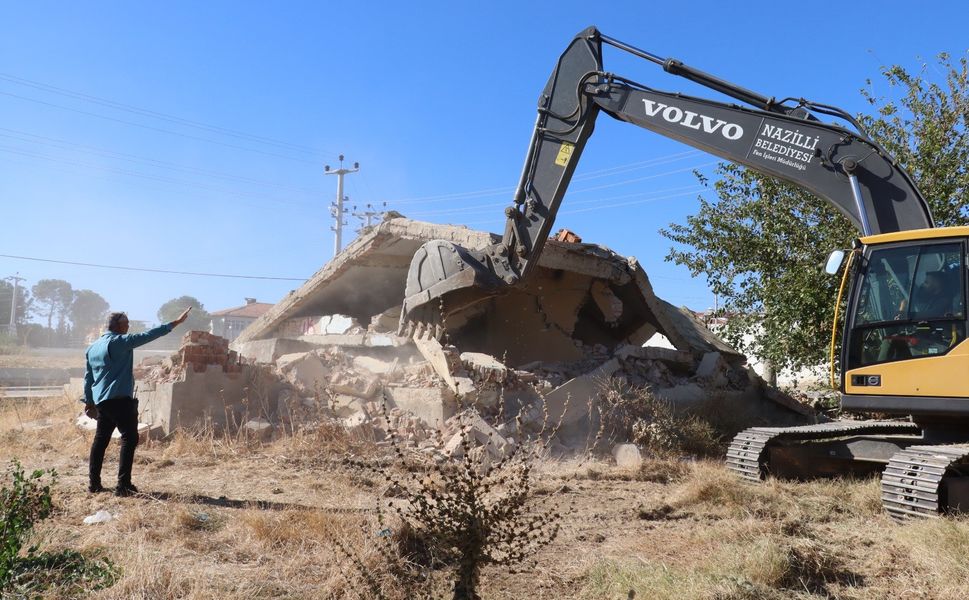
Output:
[384, 386, 456, 427]
[413, 337, 475, 397]
[125, 218, 816, 453]
[135, 331, 284, 435]
[460, 352, 509, 383]
[231, 338, 316, 365]
[233, 217, 735, 366]
[612, 443, 643, 469]
[276, 352, 328, 393]
[244, 418, 274, 441]
[544, 358, 621, 428]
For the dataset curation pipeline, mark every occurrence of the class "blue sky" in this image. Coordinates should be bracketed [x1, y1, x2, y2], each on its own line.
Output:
[2, 1, 966, 325]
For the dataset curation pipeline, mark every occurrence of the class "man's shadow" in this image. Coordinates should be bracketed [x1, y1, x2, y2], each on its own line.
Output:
[141, 490, 370, 513]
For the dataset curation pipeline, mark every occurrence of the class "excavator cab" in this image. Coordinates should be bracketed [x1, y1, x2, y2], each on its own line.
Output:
[841, 230, 969, 412]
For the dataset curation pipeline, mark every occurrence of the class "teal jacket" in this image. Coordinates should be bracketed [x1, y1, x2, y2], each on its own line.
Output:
[83, 323, 174, 405]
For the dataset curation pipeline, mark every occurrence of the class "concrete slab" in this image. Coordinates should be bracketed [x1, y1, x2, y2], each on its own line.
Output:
[653, 383, 707, 410]
[232, 338, 315, 364]
[352, 356, 399, 375]
[615, 345, 694, 369]
[460, 352, 508, 383]
[277, 352, 329, 392]
[413, 337, 459, 389]
[136, 366, 275, 435]
[544, 358, 621, 427]
[235, 218, 696, 366]
[385, 385, 456, 427]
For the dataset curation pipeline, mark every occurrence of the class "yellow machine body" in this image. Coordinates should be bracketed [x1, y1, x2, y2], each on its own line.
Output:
[840, 226, 969, 416]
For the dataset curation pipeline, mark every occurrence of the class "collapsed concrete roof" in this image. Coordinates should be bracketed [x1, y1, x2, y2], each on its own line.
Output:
[235, 217, 739, 366]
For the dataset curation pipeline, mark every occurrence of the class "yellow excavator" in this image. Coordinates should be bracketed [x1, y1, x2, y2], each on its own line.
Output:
[398, 26, 969, 519]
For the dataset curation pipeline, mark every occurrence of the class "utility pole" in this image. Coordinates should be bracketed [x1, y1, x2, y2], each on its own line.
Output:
[352, 201, 388, 230]
[324, 155, 359, 257]
[5, 273, 25, 338]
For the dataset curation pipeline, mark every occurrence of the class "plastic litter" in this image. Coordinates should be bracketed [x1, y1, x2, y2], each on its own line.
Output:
[83, 510, 115, 525]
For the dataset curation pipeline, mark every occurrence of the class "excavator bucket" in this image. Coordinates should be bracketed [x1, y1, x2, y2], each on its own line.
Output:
[398, 240, 506, 338]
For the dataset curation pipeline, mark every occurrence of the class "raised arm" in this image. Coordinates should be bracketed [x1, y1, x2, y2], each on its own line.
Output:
[114, 307, 191, 351]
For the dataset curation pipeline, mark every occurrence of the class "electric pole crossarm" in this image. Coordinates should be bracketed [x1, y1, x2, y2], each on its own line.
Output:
[324, 154, 360, 257]
[4, 274, 25, 336]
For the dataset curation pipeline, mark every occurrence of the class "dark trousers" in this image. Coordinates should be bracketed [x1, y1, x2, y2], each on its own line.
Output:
[89, 396, 139, 488]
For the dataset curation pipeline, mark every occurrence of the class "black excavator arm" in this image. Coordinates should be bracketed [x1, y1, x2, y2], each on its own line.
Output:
[400, 26, 933, 333]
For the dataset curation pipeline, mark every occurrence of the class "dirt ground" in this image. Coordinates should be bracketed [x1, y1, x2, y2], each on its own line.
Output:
[4, 393, 969, 600]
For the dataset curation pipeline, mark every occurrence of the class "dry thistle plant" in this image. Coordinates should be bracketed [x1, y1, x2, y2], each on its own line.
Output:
[337, 298, 610, 599]
[341, 380, 598, 600]
[597, 378, 722, 458]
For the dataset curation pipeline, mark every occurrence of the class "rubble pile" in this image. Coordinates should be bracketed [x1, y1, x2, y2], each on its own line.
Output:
[233, 320, 805, 458]
[130, 218, 817, 458]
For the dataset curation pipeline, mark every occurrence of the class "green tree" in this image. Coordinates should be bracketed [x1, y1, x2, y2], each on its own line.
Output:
[69, 290, 110, 338]
[30, 279, 73, 344]
[0, 280, 31, 329]
[661, 54, 969, 374]
[157, 296, 211, 332]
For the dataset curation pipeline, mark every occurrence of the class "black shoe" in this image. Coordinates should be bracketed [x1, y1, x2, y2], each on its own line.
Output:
[88, 483, 106, 493]
[115, 484, 139, 497]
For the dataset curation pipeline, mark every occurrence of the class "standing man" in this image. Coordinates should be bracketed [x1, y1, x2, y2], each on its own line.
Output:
[83, 307, 191, 496]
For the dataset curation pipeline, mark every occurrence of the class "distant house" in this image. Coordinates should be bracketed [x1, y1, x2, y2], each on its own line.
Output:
[209, 298, 273, 342]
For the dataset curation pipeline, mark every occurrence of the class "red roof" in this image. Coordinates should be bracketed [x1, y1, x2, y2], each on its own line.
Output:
[210, 302, 273, 319]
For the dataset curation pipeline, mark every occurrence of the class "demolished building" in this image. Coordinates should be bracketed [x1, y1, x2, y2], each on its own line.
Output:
[122, 217, 814, 454]
[213, 218, 812, 447]
[234, 218, 741, 363]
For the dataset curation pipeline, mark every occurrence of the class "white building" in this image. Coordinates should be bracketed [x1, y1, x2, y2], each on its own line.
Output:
[209, 298, 273, 342]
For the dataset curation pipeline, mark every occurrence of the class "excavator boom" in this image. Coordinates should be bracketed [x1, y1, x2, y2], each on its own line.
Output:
[400, 26, 932, 334]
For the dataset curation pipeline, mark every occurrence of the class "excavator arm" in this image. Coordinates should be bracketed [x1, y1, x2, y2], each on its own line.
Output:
[400, 26, 933, 334]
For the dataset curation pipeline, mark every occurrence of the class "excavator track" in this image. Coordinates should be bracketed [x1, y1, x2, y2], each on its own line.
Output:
[882, 445, 969, 520]
[726, 420, 921, 482]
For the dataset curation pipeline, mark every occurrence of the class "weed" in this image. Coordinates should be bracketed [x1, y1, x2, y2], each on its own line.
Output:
[1, 459, 119, 596]
[0, 459, 56, 587]
[176, 509, 226, 532]
[599, 380, 723, 458]
[345, 389, 567, 600]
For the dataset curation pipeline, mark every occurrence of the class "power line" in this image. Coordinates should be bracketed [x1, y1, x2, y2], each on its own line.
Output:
[566, 162, 717, 194]
[0, 149, 328, 218]
[0, 72, 331, 156]
[0, 89, 321, 165]
[0, 144, 318, 209]
[401, 159, 716, 218]
[0, 254, 306, 281]
[456, 186, 711, 227]
[383, 151, 701, 206]
[406, 184, 704, 217]
[0, 127, 323, 195]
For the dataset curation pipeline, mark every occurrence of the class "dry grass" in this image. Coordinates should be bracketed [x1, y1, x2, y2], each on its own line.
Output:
[7, 393, 969, 598]
[0, 351, 86, 369]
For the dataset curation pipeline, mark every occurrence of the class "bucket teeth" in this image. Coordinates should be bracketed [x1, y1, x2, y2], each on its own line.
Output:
[398, 305, 447, 341]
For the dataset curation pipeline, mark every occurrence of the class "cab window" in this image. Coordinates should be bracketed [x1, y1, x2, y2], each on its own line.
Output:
[848, 242, 966, 369]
